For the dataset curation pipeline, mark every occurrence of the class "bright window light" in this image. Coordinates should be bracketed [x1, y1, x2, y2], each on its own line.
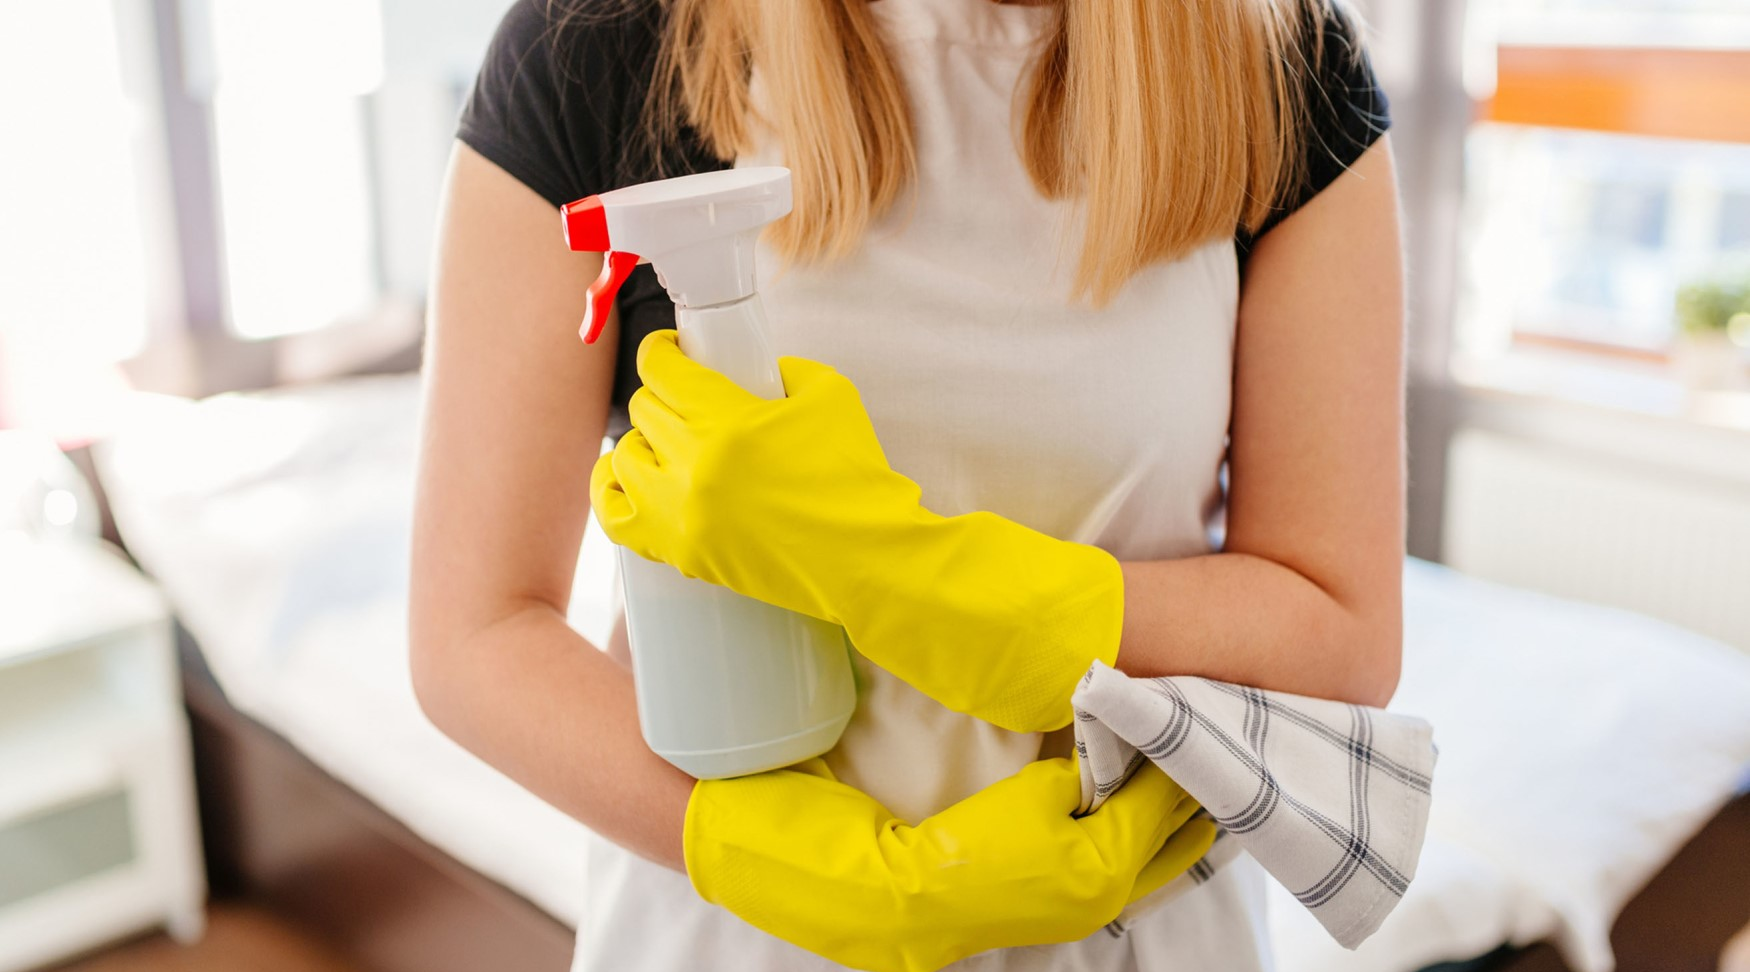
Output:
[204, 0, 385, 339]
[204, 0, 384, 97]
[211, 91, 379, 339]
[1459, 125, 1750, 355]
[0, 1, 149, 363]
[1490, 0, 1750, 48]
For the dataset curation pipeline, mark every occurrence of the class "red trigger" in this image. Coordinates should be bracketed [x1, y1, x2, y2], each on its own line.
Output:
[582, 251, 639, 345]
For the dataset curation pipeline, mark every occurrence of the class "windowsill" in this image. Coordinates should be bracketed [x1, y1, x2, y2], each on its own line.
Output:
[1491, 12, 1750, 51]
[1452, 346, 1750, 486]
[1453, 346, 1750, 437]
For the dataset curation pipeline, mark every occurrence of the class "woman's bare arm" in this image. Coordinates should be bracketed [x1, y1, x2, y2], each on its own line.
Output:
[1114, 137, 1406, 707]
[409, 142, 692, 870]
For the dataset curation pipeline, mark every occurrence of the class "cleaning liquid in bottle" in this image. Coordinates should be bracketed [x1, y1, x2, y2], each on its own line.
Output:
[561, 167, 856, 780]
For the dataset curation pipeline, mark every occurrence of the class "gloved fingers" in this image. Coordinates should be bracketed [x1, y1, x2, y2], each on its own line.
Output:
[1075, 764, 1194, 864]
[588, 450, 636, 533]
[777, 356, 880, 426]
[636, 329, 752, 419]
[996, 758, 1085, 815]
[917, 758, 1081, 847]
[626, 385, 688, 457]
[1125, 818, 1219, 905]
[609, 430, 664, 510]
[611, 427, 659, 474]
[592, 431, 663, 550]
[1091, 762, 1189, 822]
[775, 354, 847, 397]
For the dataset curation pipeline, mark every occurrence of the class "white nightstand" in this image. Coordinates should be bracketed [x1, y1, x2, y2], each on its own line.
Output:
[0, 537, 205, 971]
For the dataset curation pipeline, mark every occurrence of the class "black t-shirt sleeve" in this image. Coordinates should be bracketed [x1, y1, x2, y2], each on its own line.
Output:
[455, 0, 665, 207]
[1238, 2, 1392, 257]
[455, 0, 720, 437]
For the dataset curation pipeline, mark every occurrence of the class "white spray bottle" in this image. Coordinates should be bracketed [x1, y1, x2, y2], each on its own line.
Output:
[561, 167, 856, 780]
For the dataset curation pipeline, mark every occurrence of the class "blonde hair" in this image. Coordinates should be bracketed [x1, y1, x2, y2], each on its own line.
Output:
[648, 0, 1342, 304]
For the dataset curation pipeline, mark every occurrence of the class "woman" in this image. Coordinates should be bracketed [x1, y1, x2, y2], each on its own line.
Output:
[410, 0, 1404, 969]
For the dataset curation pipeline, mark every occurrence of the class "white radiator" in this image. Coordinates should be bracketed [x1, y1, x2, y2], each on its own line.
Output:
[1444, 428, 1750, 652]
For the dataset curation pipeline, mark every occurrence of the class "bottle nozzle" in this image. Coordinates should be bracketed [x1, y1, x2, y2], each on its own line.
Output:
[561, 195, 610, 251]
[560, 168, 792, 341]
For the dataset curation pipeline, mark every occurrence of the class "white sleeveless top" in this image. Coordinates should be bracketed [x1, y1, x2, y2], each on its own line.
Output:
[575, 0, 1273, 967]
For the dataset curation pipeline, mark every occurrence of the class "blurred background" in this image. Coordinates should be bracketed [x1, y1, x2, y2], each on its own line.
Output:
[1, 2, 1747, 972]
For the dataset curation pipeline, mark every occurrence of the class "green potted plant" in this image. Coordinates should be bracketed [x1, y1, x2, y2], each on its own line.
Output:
[1672, 277, 1750, 391]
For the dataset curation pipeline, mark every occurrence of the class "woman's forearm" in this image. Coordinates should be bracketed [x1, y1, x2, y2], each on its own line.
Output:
[1122, 141, 1408, 709]
[409, 604, 692, 871]
[1115, 553, 1401, 708]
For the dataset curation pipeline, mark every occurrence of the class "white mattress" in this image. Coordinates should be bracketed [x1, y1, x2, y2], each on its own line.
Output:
[95, 377, 611, 928]
[96, 376, 1750, 972]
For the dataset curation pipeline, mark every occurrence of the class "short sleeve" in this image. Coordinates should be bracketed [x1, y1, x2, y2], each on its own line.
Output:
[455, 0, 663, 207]
[1237, 2, 1392, 256]
[455, 1, 724, 437]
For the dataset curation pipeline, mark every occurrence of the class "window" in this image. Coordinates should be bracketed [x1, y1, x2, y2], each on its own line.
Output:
[1462, 127, 1750, 355]
[1458, 0, 1750, 360]
[1488, 0, 1750, 54]
[0, 2, 151, 364]
[3, 0, 511, 413]
[194, 0, 386, 339]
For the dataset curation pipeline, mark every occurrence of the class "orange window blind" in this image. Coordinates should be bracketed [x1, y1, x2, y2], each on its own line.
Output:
[1484, 46, 1750, 144]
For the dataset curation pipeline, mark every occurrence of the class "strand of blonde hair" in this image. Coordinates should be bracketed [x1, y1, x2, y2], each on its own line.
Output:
[650, 0, 1337, 304]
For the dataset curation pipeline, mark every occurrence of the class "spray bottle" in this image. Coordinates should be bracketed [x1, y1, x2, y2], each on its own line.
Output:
[561, 167, 856, 780]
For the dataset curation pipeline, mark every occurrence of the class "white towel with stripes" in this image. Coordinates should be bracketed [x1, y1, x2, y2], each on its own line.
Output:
[1072, 661, 1436, 949]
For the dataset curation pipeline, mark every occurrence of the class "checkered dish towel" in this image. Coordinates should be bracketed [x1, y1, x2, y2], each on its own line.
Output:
[1072, 661, 1436, 949]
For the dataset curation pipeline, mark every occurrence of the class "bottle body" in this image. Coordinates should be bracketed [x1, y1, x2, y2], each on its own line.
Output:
[618, 296, 856, 779]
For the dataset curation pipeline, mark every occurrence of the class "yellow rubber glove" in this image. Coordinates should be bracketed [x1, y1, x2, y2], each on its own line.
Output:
[592, 330, 1125, 732]
[686, 757, 1217, 972]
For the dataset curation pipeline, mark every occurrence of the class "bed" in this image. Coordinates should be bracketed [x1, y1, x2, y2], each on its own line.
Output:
[91, 373, 1750, 972]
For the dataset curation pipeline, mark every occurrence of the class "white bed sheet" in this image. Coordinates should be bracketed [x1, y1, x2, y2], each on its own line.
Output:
[96, 377, 610, 928]
[1271, 559, 1750, 972]
[96, 376, 1750, 972]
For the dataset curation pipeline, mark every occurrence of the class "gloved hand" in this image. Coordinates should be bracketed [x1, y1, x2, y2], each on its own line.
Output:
[685, 757, 1217, 972]
[592, 330, 1125, 732]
